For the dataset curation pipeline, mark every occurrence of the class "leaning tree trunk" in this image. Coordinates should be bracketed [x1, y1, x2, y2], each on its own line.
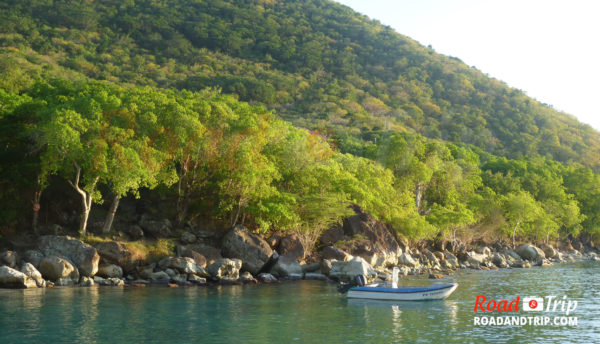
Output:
[32, 189, 42, 234]
[102, 195, 120, 234]
[68, 163, 98, 237]
[512, 218, 521, 249]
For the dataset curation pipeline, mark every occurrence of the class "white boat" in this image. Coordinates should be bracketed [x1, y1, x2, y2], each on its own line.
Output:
[346, 282, 458, 301]
[344, 266, 458, 301]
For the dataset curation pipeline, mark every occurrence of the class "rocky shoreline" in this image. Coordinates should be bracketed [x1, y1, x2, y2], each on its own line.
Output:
[1, 207, 599, 290]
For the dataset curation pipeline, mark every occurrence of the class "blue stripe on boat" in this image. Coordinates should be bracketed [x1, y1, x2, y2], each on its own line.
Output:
[350, 284, 454, 293]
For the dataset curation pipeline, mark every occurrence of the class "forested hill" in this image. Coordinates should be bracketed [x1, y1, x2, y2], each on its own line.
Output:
[1, 0, 599, 169]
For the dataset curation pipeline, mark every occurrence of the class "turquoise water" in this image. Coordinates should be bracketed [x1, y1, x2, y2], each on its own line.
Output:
[1, 262, 598, 343]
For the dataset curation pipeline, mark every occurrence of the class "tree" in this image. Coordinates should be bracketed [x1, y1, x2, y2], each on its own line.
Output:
[503, 191, 542, 248]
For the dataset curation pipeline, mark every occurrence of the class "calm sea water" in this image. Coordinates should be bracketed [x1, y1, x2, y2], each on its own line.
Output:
[1, 262, 598, 344]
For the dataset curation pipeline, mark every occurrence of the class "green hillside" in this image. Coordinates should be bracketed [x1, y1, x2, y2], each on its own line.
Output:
[1, 0, 599, 245]
[1, 0, 599, 168]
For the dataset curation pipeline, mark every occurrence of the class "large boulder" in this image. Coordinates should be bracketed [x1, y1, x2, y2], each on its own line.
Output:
[20, 263, 45, 287]
[139, 214, 172, 237]
[271, 254, 302, 277]
[184, 244, 222, 266]
[340, 205, 402, 268]
[444, 252, 459, 269]
[474, 246, 492, 256]
[0, 250, 19, 268]
[207, 258, 242, 281]
[180, 231, 197, 244]
[398, 252, 419, 268]
[38, 235, 99, 277]
[95, 241, 137, 273]
[158, 257, 208, 277]
[277, 234, 305, 260]
[22, 250, 44, 269]
[540, 243, 557, 258]
[515, 244, 545, 261]
[466, 251, 489, 268]
[492, 253, 509, 268]
[321, 246, 352, 261]
[97, 264, 123, 279]
[221, 225, 273, 275]
[178, 246, 207, 268]
[0, 266, 37, 288]
[39, 256, 79, 285]
[328, 256, 377, 281]
[319, 224, 345, 246]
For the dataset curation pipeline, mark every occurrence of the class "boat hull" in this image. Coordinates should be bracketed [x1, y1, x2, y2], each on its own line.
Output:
[347, 283, 458, 301]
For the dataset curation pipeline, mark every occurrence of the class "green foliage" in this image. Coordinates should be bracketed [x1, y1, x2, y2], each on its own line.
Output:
[0, 0, 599, 244]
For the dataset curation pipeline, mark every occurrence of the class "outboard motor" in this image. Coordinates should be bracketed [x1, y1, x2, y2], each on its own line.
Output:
[337, 274, 367, 294]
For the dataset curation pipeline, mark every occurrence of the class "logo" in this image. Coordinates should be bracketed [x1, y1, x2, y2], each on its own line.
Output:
[523, 297, 544, 311]
[473, 295, 578, 327]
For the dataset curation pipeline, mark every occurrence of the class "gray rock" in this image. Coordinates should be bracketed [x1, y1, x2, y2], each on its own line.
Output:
[341, 205, 402, 269]
[184, 244, 222, 266]
[320, 259, 334, 276]
[0, 266, 37, 288]
[221, 225, 272, 275]
[95, 241, 138, 274]
[277, 234, 305, 260]
[97, 264, 123, 278]
[98, 277, 125, 286]
[180, 231, 197, 244]
[20, 263, 45, 287]
[444, 252, 459, 269]
[466, 251, 488, 268]
[272, 254, 303, 277]
[179, 247, 207, 268]
[0, 250, 19, 268]
[321, 246, 352, 261]
[139, 214, 172, 237]
[257, 273, 278, 283]
[304, 273, 328, 281]
[240, 271, 256, 283]
[93, 276, 105, 283]
[128, 225, 144, 240]
[504, 249, 522, 261]
[149, 271, 171, 284]
[80, 276, 94, 287]
[515, 244, 545, 261]
[422, 249, 440, 266]
[492, 253, 508, 268]
[475, 246, 492, 256]
[207, 258, 242, 281]
[540, 244, 557, 258]
[164, 268, 177, 278]
[300, 263, 321, 273]
[187, 274, 206, 284]
[38, 235, 100, 277]
[398, 252, 419, 268]
[172, 274, 188, 284]
[39, 256, 79, 284]
[158, 257, 206, 275]
[22, 250, 44, 269]
[328, 256, 377, 281]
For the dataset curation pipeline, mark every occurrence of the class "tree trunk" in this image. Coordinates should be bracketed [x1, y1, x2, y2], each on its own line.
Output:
[231, 196, 242, 227]
[102, 195, 120, 234]
[512, 219, 521, 249]
[68, 163, 98, 237]
[32, 190, 42, 234]
[415, 182, 423, 212]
